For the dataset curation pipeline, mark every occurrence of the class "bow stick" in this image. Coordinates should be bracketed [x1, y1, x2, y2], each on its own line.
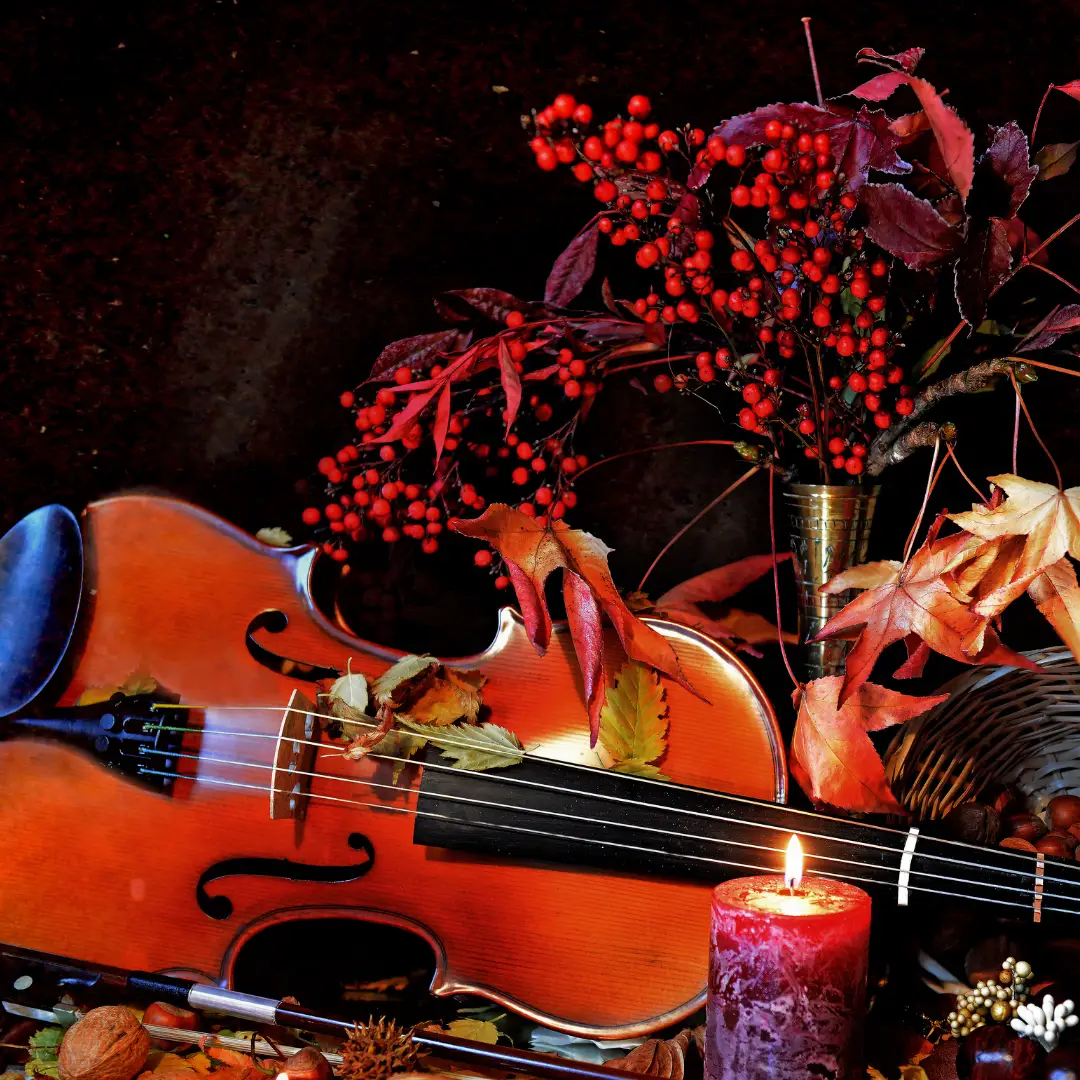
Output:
[0, 944, 642, 1080]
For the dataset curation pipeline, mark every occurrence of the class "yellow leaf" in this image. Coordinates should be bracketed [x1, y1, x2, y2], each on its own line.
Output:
[76, 670, 158, 705]
[865, 1070, 889, 1080]
[402, 674, 483, 726]
[255, 527, 293, 547]
[612, 759, 669, 780]
[147, 1055, 197, 1076]
[445, 1019, 500, 1044]
[598, 663, 668, 774]
[899, 1068, 929, 1080]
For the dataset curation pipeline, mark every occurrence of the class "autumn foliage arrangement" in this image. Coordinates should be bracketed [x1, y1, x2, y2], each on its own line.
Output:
[300, 37, 1080, 818]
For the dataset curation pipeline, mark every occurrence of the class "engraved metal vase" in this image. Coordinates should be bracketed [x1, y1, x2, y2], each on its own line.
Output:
[782, 483, 880, 682]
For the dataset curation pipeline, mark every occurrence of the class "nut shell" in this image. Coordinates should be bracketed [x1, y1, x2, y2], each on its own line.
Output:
[1049, 794, 1080, 831]
[58, 1006, 150, 1080]
[1000, 836, 1037, 852]
[1005, 812, 1047, 843]
[1035, 833, 1072, 859]
[943, 802, 1002, 845]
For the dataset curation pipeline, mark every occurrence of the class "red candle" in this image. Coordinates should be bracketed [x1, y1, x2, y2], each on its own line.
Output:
[705, 836, 871, 1080]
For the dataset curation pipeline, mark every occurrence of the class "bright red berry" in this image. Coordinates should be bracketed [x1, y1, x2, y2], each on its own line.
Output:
[302, 507, 321, 525]
[845, 456, 864, 475]
[552, 93, 577, 119]
[627, 94, 651, 118]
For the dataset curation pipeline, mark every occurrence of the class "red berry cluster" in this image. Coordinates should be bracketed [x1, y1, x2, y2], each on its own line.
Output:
[529, 94, 910, 476]
[305, 89, 917, 567]
[302, 310, 606, 571]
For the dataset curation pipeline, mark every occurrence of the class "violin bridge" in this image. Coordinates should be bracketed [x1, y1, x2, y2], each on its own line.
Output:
[270, 689, 320, 822]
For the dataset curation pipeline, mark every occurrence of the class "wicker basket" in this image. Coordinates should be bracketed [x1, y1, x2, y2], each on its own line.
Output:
[883, 647, 1080, 820]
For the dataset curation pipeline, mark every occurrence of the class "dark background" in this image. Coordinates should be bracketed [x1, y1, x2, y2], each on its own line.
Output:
[3, 0, 1080, 1047]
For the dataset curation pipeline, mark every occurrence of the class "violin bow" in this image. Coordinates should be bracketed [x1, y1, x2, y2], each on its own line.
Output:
[0, 945, 641, 1080]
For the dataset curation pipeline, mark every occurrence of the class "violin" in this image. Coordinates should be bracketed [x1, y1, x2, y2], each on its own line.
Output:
[0, 494, 1076, 1040]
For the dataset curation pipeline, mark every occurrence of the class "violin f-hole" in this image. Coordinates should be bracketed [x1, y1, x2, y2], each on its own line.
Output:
[196, 833, 375, 920]
[245, 611, 340, 682]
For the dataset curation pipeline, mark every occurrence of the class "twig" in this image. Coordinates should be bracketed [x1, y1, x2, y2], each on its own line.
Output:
[1027, 210, 1080, 263]
[638, 465, 761, 591]
[1011, 368, 1062, 488]
[866, 359, 1013, 474]
[1007, 355, 1080, 379]
[574, 440, 736, 480]
[1029, 260, 1080, 298]
[1030, 83, 1055, 157]
[946, 443, 989, 505]
[801, 18, 824, 107]
[1013, 389, 1021, 474]
[768, 467, 801, 690]
[902, 437, 943, 567]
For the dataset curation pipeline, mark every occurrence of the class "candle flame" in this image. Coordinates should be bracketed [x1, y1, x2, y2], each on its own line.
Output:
[784, 834, 803, 890]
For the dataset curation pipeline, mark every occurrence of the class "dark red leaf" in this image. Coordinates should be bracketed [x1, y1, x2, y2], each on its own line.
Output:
[850, 71, 908, 101]
[674, 193, 700, 226]
[852, 74, 974, 198]
[438, 288, 536, 324]
[715, 102, 846, 148]
[368, 329, 464, 382]
[545, 222, 600, 308]
[432, 383, 452, 465]
[643, 319, 667, 346]
[1055, 80, 1080, 102]
[970, 122, 1038, 220]
[1018, 304, 1080, 352]
[497, 338, 522, 430]
[563, 570, 606, 746]
[860, 183, 964, 270]
[505, 562, 552, 654]
[687, 162, 712, 191]
[893, 634, 931, 679]
[831, 107, 911, 190]
[717, 102, 907, 191]
[954, 218, 1013, 326]
[601, 278, 620, 315]
[374, 383, 439, 443]
[855, 46, 925, 73]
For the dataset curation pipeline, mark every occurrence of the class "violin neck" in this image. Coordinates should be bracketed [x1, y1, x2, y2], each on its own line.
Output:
[415, 753, 1080, 926]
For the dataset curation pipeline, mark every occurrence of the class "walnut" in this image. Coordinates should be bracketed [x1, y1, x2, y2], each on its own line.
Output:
[58, 1007, 150, 1080]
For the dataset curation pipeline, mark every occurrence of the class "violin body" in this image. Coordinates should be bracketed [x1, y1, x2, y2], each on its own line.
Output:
[0, 494, 784, 1038]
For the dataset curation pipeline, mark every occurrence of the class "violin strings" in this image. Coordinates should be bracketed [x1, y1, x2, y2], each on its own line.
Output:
[148, 713, 1080, 892]
[134, 757, 1080, 917]
[148, 701, 1062, 873]
[136, 743, 1080, 912]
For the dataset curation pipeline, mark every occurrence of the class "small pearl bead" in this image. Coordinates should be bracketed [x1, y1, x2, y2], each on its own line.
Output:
[1015, 961, 1033, 979]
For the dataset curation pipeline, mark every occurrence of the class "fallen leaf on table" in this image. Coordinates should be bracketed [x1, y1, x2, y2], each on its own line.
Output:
[598, 662, 669, 780]
[401, 668, 486, 726]
[144, 1054, 198, 1076]
[608, 1029, 691, 1080]
[404, 718, 524, 772]
[949, 474, 1080, 610]
[444, 1019, 500, 1045]
[27, 1026, 63, 1078]
[1029, 556, 1080, 663]
[791, 677, 947, 813]
[451, 505, 695, 744]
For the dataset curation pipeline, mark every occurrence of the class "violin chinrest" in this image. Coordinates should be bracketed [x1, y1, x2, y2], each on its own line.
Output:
[0, 504, 83, 717]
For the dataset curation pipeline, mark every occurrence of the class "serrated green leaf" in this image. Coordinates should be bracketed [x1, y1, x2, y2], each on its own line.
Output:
[372, 654, 439, 707]
[1036, 140, 1079, 180]
[611, 759, 670, 780]
[975, 319, 1004, 336]
[913, 335, 952, 381]
[598, 662, 669, 774]
[405, 718, 523, 771]
[839, 287, 862, 318]
[27, 1027, 63, 1078]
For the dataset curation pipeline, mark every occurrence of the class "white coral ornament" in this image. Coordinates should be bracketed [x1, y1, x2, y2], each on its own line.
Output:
[1010, 995, 1079, 1051]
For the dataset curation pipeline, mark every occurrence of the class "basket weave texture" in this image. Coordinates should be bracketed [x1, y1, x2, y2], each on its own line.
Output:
[883, 647, 1080, 820]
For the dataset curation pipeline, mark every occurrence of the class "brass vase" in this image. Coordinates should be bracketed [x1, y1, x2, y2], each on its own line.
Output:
[782, 483, 880, 681]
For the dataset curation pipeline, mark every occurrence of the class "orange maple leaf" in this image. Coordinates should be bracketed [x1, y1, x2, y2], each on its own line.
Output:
[948, 475, 1080, 612]
[791, 677, 947, 813]
[450, 504, 695, 743]
[1028, 556, 1080, 663]
[815, 530, 1037, 703]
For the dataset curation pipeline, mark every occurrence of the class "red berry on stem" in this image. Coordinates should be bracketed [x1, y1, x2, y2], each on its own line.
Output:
[302, 507, 321, 525]
[627, 94, 651, 118]
[653, 373, 673, 393]
[552, 93, 577, 119]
